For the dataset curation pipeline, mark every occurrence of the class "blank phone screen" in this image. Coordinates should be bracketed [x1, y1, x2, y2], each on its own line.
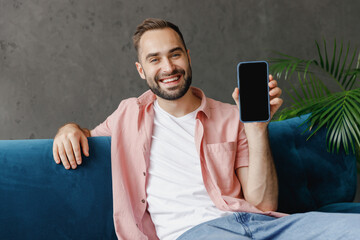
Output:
[238, 62, 269, 122]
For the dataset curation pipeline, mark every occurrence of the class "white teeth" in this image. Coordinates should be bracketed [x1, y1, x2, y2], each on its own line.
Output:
[162, 76, 179, 83]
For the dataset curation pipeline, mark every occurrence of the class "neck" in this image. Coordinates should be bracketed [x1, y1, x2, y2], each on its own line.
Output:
[156, 88, 201, 117]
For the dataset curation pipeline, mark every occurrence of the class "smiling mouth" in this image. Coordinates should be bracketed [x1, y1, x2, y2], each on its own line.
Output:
[159, 75, 181, 83]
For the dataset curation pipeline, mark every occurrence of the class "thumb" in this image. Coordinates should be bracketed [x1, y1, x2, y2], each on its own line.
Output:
[232, 87, 240, 108]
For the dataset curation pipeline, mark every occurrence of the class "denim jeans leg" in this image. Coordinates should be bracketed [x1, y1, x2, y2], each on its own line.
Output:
[244, 211, 360, 240]
[177, 211, 360, 240]
[176, 213, 251, 240]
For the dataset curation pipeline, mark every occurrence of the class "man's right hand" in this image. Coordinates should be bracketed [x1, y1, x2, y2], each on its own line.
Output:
[53, 123, 90, 170]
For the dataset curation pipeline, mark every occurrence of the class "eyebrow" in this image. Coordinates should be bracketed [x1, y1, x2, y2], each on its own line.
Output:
[145, 47, 185, 61]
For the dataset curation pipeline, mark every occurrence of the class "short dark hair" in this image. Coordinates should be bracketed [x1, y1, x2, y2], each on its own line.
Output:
[133, 18, 187, 53]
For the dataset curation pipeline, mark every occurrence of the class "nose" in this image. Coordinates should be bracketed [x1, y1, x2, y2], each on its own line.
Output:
[161, 58, 175, 74]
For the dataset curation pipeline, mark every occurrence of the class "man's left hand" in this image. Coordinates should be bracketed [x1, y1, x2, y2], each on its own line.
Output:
[232, 74, 283, 131]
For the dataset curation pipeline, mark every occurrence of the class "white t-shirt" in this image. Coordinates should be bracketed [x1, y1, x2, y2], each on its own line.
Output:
[146, 100, 232, 240]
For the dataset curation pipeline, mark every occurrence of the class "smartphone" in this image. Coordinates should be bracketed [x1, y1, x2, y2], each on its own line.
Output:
[237, 61, 270, 122]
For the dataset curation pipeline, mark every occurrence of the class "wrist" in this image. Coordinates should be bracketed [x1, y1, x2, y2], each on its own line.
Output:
[68, 123, 90, 137]
[81, 128, 91, 137]
[56, 123, 89, 137]
[244, 123, 268, 136]
[244, 124, 269, 147]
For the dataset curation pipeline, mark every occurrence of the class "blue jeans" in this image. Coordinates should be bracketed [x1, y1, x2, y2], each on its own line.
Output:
[177, 210, 360, 240]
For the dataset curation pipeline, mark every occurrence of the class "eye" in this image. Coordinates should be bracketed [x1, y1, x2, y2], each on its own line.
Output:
[172, 53, 180, 58]
[149, 58, 158, 63]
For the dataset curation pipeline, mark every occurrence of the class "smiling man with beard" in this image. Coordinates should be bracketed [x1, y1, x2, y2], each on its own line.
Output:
[139, 48, 192, 101]
[53, 18, 360, 240]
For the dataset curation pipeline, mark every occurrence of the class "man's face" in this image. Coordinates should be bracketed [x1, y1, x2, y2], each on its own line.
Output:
[135, 28, 192, 101]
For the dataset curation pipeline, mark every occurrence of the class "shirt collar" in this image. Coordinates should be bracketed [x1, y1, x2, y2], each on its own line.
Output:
[136, 87, 211, 119]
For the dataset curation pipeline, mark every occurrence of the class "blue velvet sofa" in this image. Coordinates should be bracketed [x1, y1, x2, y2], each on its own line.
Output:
[0, 115, 358, 239]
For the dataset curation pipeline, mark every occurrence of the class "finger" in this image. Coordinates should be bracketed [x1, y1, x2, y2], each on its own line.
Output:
[269, 79, 278, 89]
[270, 98, 283, 111]
[269, 87, 282, 98]
[80, 135, 89, 157]
[58, 143, 71, 170]
[232, 87, 240, 108]
[63, 140, 77, 169]
[70, 138, 83, 165]
[270, 96, 283, 105]
[270, 98, 283, 119]
[53, 143, 61, 164]
[269, 74, 273, 81]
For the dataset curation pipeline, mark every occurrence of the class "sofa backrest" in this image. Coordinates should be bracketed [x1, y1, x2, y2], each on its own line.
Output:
[268, 115, 357, 213]
[0, 115, 357, 239]
[0, 137, 117, 240]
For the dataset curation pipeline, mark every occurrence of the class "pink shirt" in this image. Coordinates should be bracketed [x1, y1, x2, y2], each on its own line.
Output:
[91, 87, 285, 240]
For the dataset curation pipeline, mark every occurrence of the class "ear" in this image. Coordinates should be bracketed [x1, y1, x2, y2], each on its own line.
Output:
[135, 62, 146, 79]
[187, 49, 191, 65]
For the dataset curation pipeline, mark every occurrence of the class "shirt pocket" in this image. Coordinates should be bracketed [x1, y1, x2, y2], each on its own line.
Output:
[205, 142, 239, 192]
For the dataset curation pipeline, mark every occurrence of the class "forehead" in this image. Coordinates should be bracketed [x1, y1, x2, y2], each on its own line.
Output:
[138, 28, 184, 59]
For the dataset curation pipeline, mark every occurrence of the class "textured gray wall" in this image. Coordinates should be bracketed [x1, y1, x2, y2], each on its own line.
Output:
[0, 0, 359, 200]
[1, 0, 360, 139]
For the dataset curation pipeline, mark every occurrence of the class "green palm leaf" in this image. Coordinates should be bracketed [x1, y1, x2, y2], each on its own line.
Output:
[292, 89, 360, 154]
[269, 53, 315, 81]
[315, 40, 359, 91]
[269, 39, 360, 155]
[270, 39, 360, 91]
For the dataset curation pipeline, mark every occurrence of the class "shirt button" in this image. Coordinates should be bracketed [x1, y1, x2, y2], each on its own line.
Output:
[143, 172, 146, 176]
[136, 224, 139, 228]
[141, 199, 146, 203]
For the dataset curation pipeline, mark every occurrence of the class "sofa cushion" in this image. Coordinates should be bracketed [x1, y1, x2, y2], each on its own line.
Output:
[269, 115, 357, 213]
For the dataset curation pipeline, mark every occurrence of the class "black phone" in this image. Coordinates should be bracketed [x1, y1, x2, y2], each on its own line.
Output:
[237, 61, 270, 122]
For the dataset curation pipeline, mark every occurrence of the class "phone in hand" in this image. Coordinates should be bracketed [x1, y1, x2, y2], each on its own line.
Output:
[237, 61, 270, 123]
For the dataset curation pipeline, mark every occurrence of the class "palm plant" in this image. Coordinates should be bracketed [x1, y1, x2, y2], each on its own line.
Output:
[269, 39, 360, 155]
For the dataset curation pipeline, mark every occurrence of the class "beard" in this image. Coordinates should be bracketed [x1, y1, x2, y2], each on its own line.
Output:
[145, 65, 192, 101]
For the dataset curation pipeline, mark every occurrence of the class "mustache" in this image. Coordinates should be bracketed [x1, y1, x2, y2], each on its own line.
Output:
[155, 68, 185, 82]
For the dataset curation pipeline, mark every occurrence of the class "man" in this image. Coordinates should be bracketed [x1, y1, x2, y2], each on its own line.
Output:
[53, 18, 360, 239]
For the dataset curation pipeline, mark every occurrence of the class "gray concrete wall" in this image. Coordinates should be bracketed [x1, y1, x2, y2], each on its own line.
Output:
[1, 0, 359, 139]
[1, 0, 359, 200]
